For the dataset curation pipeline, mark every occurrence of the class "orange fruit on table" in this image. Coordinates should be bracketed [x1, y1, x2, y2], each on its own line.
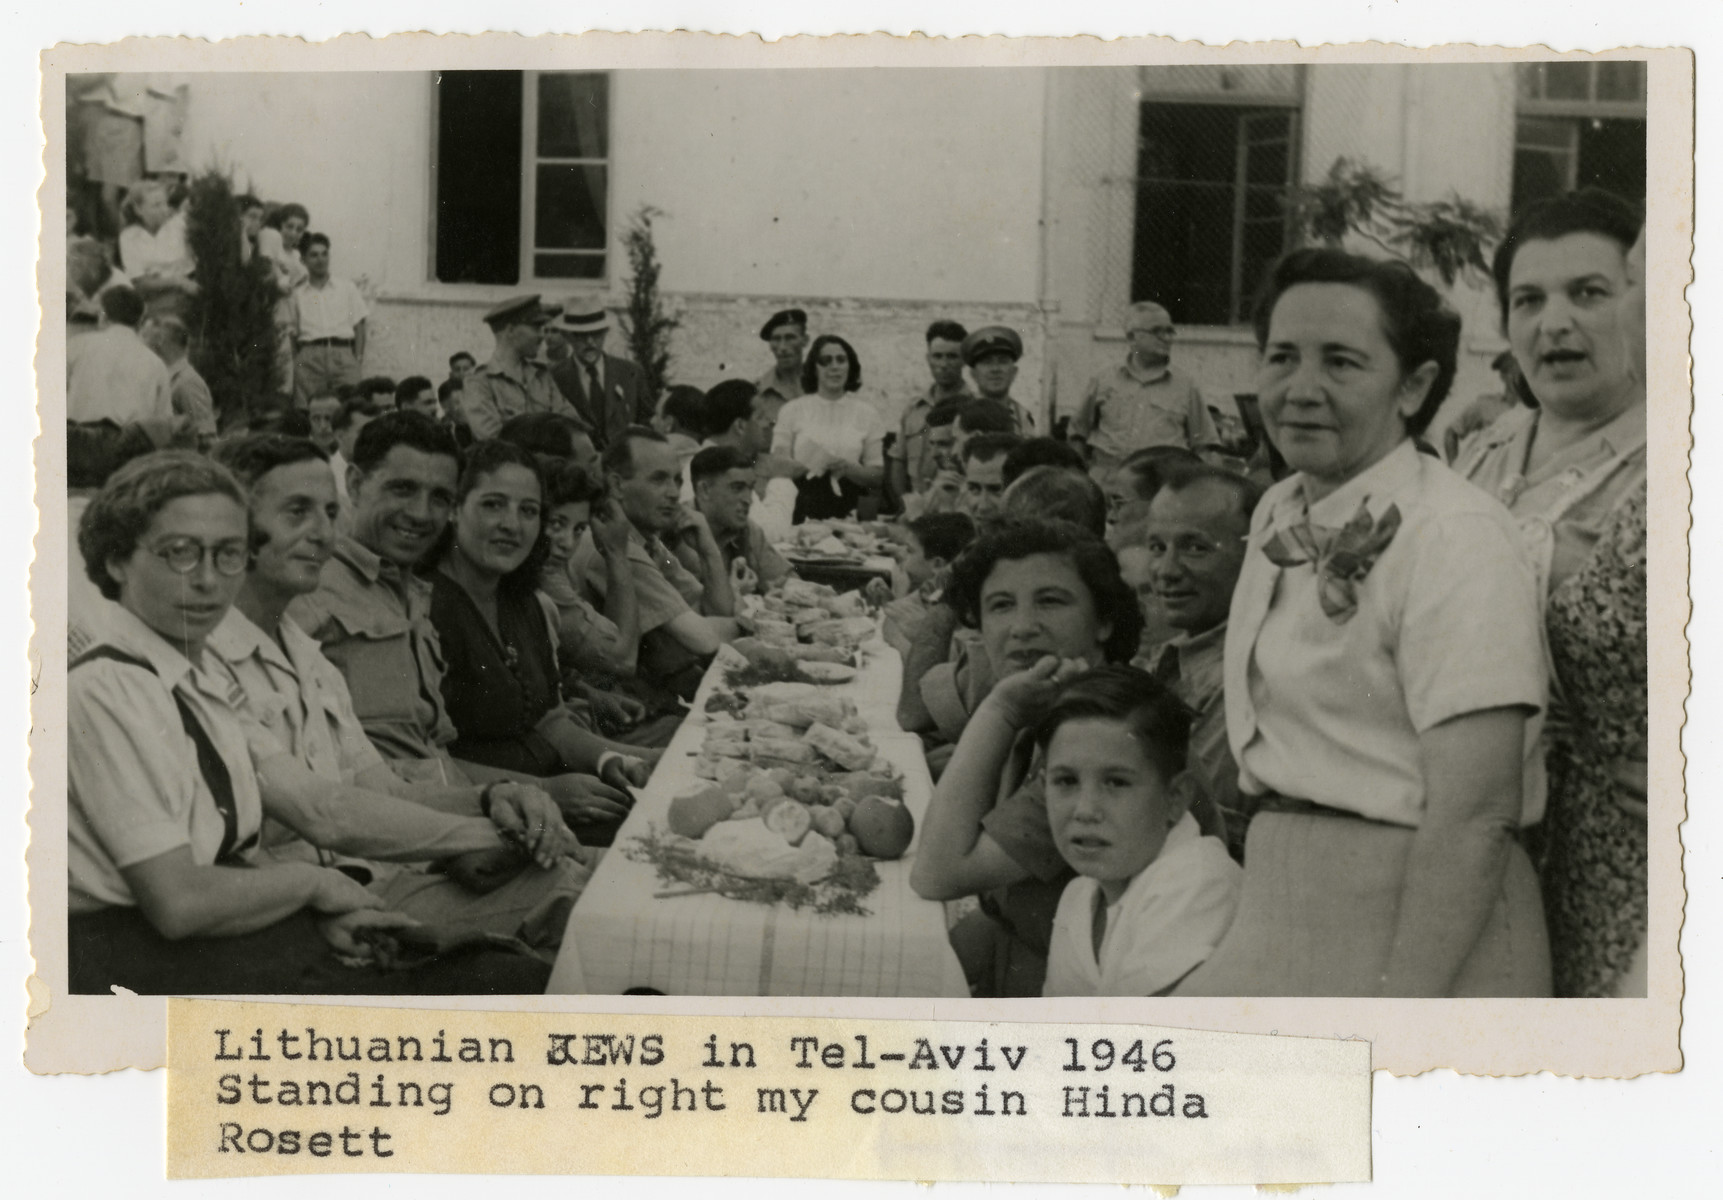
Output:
[849, 796, 914, 860]
[763, 799, 813, 846]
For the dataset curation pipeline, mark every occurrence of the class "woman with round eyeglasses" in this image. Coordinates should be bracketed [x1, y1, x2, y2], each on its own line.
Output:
[68, 452, 552, 994]
[771, 333, 888, 521]
[1173, 248, 1551, 998]
[1454, 189, 1648, 998]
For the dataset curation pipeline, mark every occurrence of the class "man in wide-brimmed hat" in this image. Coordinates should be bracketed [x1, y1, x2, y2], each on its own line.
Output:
[547, 307, 652, 451]
[462, 294, 587, 441]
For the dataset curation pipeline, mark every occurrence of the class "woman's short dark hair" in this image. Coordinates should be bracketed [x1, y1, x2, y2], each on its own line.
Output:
[800, 334, 863, 395]
[266, 202, 309, 230]
[1490, 186, 1643, 322]
[943, 518, 1144, 664]
[545, 461, 606, 510]
[1251, 247, 1462, 437]
[78, 451, 247, 601]
[434, 439, 549, 596]
[1030, 664, 1195, 781]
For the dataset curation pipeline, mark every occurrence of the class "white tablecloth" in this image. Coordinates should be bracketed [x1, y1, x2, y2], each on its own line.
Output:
[546, 636, 967, 997]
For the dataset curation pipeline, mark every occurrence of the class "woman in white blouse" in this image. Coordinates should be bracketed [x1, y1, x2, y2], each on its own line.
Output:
[1175, 248, 1551, 998]
[771, 333, 887, 521]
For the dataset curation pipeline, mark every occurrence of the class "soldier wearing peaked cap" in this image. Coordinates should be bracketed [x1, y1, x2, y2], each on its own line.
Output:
[960, 324, 1038, 432]
[462, 294, 590, 441]
[757, 307, 809, 403]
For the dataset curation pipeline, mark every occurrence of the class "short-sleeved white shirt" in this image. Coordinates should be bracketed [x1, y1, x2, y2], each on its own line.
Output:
[292, 276, 369, 341]
[67, 606, 275, 912]
[1226, 440, 1548, 827]
[771, 393, 888, 471]
[118, 210, 189, 278]
[1043, 815, 1242, 997]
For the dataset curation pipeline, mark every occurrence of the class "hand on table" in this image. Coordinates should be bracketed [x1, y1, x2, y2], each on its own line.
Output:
[305, 865, 386, 915]
[543, 772, 635, 827]
[318, 909, 421, 960]
[984, 655, 1092, 730]
[730, 555, 759, 595]
[584, 686, 647, 733]
[599, 752, 654, 792]
[486, 781, 584, 867]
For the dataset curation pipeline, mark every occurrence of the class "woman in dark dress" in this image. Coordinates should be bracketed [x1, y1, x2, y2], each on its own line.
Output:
[427, 441, 655, 841]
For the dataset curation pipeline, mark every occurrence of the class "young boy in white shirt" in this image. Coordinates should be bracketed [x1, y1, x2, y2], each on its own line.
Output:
[1036, 665, 1241, 996]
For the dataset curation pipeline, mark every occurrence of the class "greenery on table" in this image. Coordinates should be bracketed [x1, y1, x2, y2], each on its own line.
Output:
[626, 825, 882, 917]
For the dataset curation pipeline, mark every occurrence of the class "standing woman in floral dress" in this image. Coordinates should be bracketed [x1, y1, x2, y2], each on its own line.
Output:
[1457, 189, 1649, 997]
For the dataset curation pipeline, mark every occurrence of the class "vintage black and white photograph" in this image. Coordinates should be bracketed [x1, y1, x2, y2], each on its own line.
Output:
[41, 43, 1681, 1045]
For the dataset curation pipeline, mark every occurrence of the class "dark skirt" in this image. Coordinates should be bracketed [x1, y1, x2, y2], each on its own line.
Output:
[1173, 811, 1551, 997]
[68, 905, 551, 996]
[793, 473, 863, 522]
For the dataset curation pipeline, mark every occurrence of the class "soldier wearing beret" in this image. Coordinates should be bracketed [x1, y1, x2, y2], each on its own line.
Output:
[461, 295, 589, 442]
[961, 325, 1038, 433]
[756, 308, 809, 404]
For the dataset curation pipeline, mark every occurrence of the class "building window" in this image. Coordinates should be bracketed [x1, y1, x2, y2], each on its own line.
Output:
[434, 70, 611, 286]
[1511, 61, 1645, 213]
[1130, 66, 1303, 327]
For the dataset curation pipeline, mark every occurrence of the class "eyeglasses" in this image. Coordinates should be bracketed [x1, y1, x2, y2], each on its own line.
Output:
[150, 537, 250, 577]
[816, 355, 849, 366]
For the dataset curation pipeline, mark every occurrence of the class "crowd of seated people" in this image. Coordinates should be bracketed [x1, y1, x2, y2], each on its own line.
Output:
[63, 186, 1648, 1002]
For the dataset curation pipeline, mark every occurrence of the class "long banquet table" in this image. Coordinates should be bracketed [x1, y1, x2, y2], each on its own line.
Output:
[545, 631, 968, 997]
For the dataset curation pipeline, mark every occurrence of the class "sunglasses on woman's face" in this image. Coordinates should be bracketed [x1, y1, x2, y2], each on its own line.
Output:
[817, 354, 849, 366]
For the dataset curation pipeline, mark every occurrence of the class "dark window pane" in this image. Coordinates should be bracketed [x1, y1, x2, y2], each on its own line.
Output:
[1545, 62, 1592, 101]
[435, 71, 522, 285]
[1577, 117, 1646, 204]
[534, 253, 607, 280]
[1595, 61, 1646, 103]
[537, 73, 609, 159]
[535, 164, 607, 251]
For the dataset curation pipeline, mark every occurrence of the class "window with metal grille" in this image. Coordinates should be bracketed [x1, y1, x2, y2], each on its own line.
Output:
[1511, 61, 1645, 213]
[433, 70, 611, 286]
[1129, 66, 1302, 327]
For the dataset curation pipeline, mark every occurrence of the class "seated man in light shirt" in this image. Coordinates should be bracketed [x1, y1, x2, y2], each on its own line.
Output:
[571, 427, 742, 703]
[676, 378, 799, 541]
[208, 433, 594, 945]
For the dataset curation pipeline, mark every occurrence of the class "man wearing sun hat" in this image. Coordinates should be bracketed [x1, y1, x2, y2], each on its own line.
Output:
[462, 294, 587, 441]
[1069, 300, 1216, 474]
[547, 307, 652, 451]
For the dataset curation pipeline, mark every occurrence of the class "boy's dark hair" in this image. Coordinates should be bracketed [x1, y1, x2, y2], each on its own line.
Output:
[211, 433, 329, 489]
[926, 319, 969, 345]
[395, 375, 435, 405]
[961, 431, 1023, 466]
[700, 379, 760, 438]
[349, 409, 461, 473]
[1030, 664, 1195, 781]
[944, 518, 1144, 664]
[1003, 465, 1108, 538]
[955, 397, 1018, 435]
[1002, 436, 1086, 486]
[907, 512, 974, 563]
[302, 232, 331, 253]
[690, 444, 755, 486]
[449, 351, 476, 370]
